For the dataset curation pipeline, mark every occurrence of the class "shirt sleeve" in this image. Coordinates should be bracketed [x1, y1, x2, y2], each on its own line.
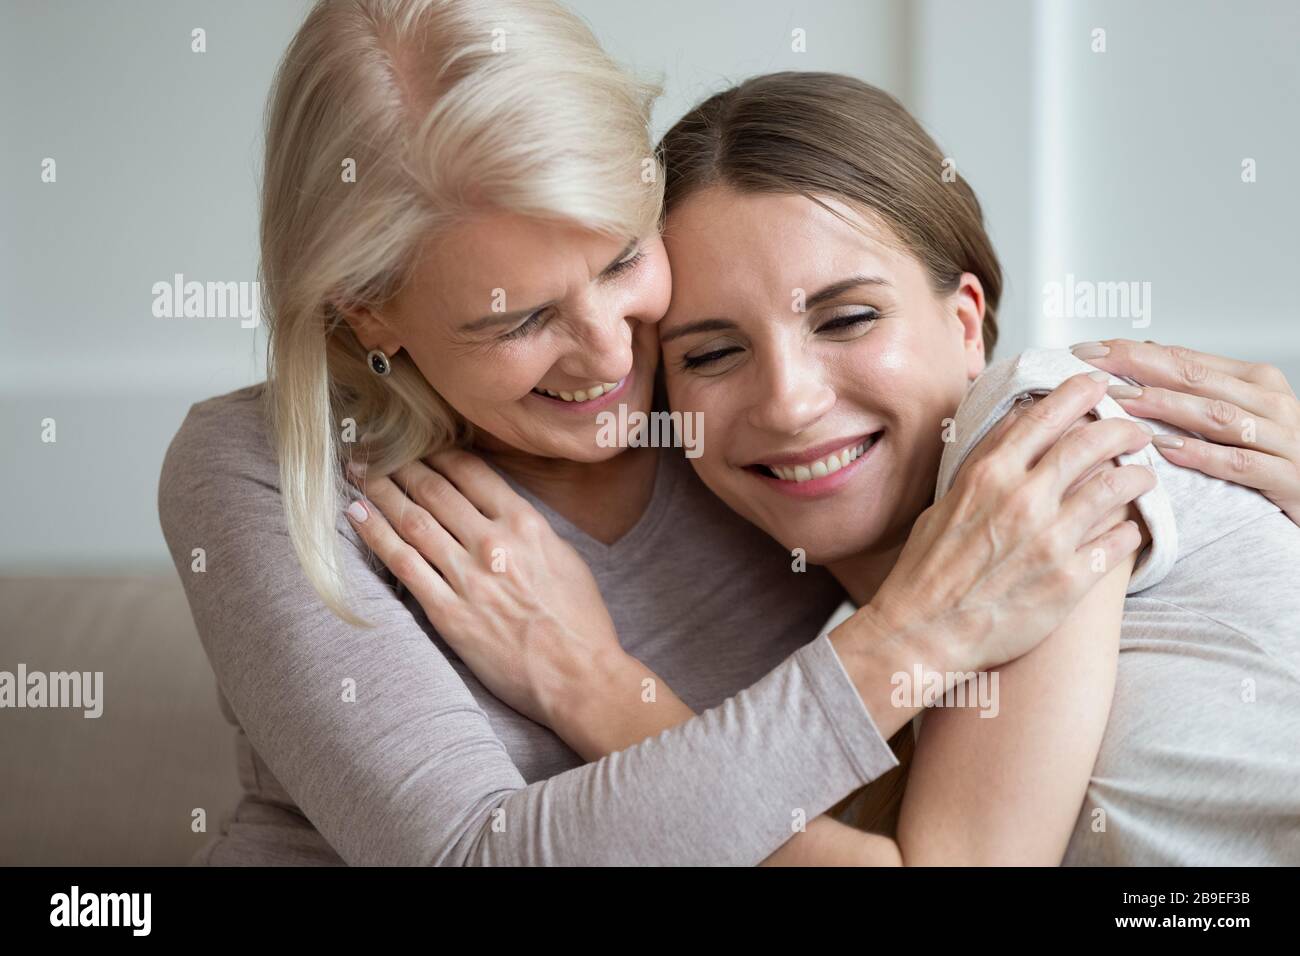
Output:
[934, 348, 1180, 593]
[156, 391, 899, 866]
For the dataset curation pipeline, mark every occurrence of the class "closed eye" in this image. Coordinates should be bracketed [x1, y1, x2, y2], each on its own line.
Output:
[500, 309, 548, 341]
[816, 309, 879, 334]
[500, 248, 644, 342]
[681, 345, 743, 371]
[603, 248, 645, 279]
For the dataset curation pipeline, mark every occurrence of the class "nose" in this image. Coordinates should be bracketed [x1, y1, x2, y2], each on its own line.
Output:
[557, 302, 635, 382]
[745, 343, 836, 435]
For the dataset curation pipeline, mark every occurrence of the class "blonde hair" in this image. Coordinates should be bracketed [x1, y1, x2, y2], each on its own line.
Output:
[260, 0, 663, 625]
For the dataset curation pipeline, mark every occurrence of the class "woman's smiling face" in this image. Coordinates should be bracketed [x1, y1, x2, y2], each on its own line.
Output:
[660, 185, 987, 562]
[350, 212, 671, 462]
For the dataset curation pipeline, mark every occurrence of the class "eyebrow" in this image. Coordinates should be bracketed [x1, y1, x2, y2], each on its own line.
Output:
[457, 240, 639, 333]
[660, 273, 891, 344]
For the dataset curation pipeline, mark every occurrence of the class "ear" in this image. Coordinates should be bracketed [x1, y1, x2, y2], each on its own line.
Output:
[338, 304, 403, 359]
[950, 272, 986, 381]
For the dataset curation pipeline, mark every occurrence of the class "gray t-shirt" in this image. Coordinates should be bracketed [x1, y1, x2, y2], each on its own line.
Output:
[935, 348, 1300, 865]
[157, 384, 899, 865]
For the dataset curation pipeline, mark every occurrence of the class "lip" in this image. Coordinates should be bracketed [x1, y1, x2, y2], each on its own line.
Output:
[745, 432, 878, 468]
[527, 369, 634, 414]
[746, 431, 883, 499]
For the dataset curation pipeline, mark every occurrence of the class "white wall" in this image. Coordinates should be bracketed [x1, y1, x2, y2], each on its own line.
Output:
[2, 0, 313, 572]
[2, 0, 1296, 572]
[912, 0, 1300, 376]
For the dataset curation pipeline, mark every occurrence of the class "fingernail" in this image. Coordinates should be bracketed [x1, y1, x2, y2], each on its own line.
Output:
[1073, 343, 1111, 360]
[1134, 422, 1155, 435]
[1087, 370, 1111, 383]
[1153, 434, 1185, 449]
[346, 500, 368, 523]
[1107, 384, 1143, 399]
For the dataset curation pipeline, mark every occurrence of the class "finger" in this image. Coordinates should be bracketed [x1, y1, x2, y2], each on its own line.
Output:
[1079, 503, 1130, 549]
[1034, 417, 1154, 499]
[1073, 519, 1143, 582]
[1071, 339, 1282, 411]
[390, 458, 493, 546]
[1059, 463, 1156, 541]
[1083, 338, 1260, 380]
[965, 392, 1040, 470]
[1108, 386, 1297, 458]
[343, 496, 458, 611]
[424, 448, 525, 520]
[360, 471, 471, 587]
[1148, 434, 1296, 497]
[992, 372, 1111, 470]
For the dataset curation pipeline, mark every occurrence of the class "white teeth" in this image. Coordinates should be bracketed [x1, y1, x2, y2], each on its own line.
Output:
[533, 380, 621, 402]
[764, 439, 873, 482]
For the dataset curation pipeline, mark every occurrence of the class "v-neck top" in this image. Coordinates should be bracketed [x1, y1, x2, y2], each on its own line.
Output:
[158, 384, 900, 865]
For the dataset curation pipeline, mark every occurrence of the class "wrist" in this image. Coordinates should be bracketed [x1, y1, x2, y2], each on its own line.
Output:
[828, 602, 955, 739]
[541, 648, 643, 760]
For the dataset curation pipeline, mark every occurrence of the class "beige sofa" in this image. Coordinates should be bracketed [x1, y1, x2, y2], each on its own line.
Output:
[0, 575, 242, 865]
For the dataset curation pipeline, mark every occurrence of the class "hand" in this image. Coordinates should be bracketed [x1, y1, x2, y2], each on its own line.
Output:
[836, 372, 1156, 698]
[343, 449, 623, 728]
[1071, 338, 1300, 525]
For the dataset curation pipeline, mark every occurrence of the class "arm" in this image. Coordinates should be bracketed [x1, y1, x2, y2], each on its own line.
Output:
[895, 500, 1143, 865]
[883, 391, 1155, 864]
[158, 396, 899, 867]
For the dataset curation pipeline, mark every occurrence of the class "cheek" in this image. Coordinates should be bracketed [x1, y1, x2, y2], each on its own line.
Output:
[413, 340, 551, 413]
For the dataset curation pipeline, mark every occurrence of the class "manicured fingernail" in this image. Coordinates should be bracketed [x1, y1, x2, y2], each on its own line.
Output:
[346, 500, 368, 523]
[1087, 370, 1110, 383]
[1073, 343, 1111, 360]
[1153, 434, 1185, 449]
[1107, 384, 1143, 399]
[1135, 422, 1155, 435]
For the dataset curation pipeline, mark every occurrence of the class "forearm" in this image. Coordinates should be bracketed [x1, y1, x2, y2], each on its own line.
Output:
[550, 654, 695, 761]
[551, 644, 918, 867]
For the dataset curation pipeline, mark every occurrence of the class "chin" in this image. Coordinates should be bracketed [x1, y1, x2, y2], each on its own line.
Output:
[787, 529, 880, 565]
[750, 508, 888, 566]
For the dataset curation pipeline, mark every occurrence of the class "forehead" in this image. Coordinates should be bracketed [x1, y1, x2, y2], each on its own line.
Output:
[661, 186, 910, 310]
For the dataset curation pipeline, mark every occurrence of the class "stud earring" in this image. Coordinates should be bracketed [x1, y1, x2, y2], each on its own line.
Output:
[367, 349, 392, 376]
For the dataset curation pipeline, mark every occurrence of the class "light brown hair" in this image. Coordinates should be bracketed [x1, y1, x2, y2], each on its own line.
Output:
[659, 71, 1002, 357]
